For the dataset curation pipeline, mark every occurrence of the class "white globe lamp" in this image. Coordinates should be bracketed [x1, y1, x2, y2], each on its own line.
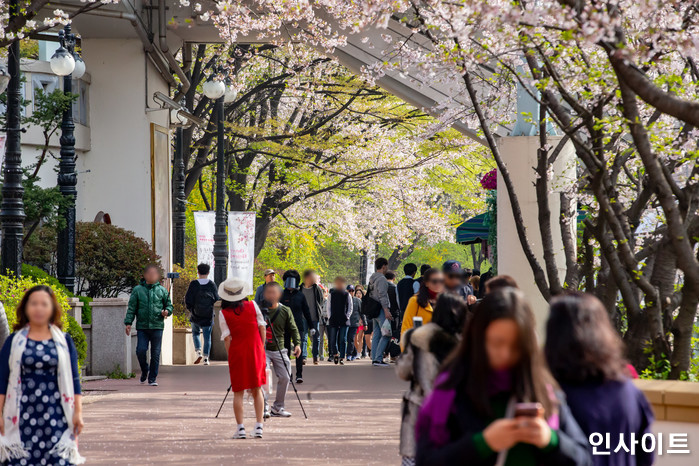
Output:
[72, 55, 86, 79]
[203, 78, 225, 100]
[50, 46, 75, 77]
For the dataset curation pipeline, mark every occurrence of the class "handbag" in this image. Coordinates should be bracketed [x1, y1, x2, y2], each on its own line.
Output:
[381, 318, 392, 337]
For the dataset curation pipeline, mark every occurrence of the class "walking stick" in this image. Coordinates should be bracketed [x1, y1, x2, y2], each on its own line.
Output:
[265, 313, 309, 420]
[215, 385, 232, 418]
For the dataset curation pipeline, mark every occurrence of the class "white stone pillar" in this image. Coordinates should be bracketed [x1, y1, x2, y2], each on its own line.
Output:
[496, 136, 576, 334]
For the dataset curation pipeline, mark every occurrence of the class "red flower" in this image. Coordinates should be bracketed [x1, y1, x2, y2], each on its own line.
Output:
[480, 169, 497, 190]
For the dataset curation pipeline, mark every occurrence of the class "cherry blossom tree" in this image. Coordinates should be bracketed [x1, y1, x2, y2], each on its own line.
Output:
[179, 43, 477, 257]
[0, 0, 119, 47]
[202, 0, 698, 377]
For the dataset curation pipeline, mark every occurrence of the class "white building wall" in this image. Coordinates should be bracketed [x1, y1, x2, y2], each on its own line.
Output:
[77, 38, 173, 364]
[496, 136, 576, 335]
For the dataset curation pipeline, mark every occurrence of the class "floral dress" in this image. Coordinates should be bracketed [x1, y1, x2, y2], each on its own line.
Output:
[5, 338, 76, 466]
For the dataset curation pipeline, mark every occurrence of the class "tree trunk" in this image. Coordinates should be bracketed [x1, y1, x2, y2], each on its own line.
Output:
[253, 216, 272, 258]
[669, 283, 699, 379]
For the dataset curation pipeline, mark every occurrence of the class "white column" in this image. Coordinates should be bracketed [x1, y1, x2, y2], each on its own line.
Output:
[496, 136, 575, 335]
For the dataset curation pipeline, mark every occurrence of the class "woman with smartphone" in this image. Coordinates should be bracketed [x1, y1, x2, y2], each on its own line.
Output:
[397, 293, 468, 466]
[545, 293, 654, 466]
[415, 288, 591, 466]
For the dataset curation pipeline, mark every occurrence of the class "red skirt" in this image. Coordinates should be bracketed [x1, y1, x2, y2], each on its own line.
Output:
[221, 302, 267, 392]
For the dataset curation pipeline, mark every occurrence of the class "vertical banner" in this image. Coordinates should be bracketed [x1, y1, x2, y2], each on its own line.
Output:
[227, 211, 256, 288]
[193, 211, 216, 280]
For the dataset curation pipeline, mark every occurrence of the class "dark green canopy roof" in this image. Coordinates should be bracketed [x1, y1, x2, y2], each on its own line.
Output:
[456, 213, 490, 245]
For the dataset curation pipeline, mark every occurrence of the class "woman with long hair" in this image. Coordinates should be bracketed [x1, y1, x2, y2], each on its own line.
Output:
[397, 293, 468, 466]
[0, 285, 84, 464]
[415, 288, 590, 466]
[218, 278, 267, 439]
[400, 268, 444, 339]
[545, 293, 654, 465]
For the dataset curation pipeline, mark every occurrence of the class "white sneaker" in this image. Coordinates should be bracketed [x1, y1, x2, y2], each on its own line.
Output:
[233, 426, 246, 439]
[149, 381, 158, 386]
[254, 424, 263, 439]
[270, 407, 292, 418]
[194, 350, 203, 364]
[203, 357, 210, 365]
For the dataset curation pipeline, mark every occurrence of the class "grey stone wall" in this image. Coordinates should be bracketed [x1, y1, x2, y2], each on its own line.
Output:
[90, 298, 135, 375]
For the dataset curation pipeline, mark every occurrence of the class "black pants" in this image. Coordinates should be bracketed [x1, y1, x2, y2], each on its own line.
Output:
[285, 335, 303, 380]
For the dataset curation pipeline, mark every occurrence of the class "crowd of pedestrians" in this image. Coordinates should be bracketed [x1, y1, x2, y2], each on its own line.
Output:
[0, 256, 656, 464]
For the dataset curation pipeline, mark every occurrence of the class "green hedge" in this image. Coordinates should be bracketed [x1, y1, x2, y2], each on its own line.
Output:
[0, 272, 86, 367]
[22, 264, 92, 324]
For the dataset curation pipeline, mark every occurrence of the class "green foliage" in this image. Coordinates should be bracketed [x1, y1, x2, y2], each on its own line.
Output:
[105, 364, 134, 380]
[0, 88, 77, 245]
[24, 222, 162, 298]
[78, 296, 93, 325]
[22, 264, 93, 325]
[0, 272, 86, 367]
[397, 242, 490, 275]
[66, 314, 86, 367]
[21, 264, 67, 292]
[485, 189, 497, 274]
[639, 354, 672, 380]
[171, 245, 199, 328]
[21, 175, 71, 234]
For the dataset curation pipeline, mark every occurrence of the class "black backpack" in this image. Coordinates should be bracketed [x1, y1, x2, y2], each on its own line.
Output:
[362, 281, 382, 320]
[192, 283, 217, 320]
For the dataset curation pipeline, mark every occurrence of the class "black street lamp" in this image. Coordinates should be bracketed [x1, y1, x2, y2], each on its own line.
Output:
[203, 73, 227, 284]
[172, 102, 187, 268]
[0, 0, 25, 277]
[51, 25, 85, 293]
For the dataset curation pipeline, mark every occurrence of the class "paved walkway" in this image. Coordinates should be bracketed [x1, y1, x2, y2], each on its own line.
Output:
[80, 358, 405, 465]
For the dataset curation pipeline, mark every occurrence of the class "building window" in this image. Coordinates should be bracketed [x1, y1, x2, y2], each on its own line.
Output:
[72, 79, 89, 126]
[32, 73, 60, 112]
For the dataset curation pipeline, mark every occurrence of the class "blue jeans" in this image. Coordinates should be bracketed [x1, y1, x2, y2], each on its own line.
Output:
[136, 329, 163, 383]
[327, 326, 349, 359]
[309, 321, 320, 358]
[299, 318, 309, 359]
[191, 322, 212, 357]
[371, 310, 391, 363]
[346, 326, 358, 358]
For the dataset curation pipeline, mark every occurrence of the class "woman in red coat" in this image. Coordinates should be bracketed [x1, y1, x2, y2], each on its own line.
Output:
[218, 277, 267, 439]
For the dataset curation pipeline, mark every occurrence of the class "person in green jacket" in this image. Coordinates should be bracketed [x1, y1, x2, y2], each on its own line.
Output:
[124, 264, 173, 386]
[262, 282, 300, 418]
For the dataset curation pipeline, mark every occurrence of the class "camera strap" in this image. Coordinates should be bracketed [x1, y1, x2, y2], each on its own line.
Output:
[266, 310, 281, 345]
[494, 397, 517, 466]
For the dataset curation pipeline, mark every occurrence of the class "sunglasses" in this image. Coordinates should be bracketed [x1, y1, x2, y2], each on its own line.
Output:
[428, 279, 445, 285]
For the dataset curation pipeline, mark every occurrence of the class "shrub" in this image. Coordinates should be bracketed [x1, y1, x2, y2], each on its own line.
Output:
[22, 264, 93, 324]
[25, 222, 161, 298]
[0, 273, 86, 367]
[171, 244, 199, 329]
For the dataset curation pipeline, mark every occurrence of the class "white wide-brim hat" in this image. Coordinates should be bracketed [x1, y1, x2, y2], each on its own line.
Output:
[218, 277, 251, 301]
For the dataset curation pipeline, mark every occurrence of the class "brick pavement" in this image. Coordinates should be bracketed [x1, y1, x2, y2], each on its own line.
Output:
[79, 358, 405, 465]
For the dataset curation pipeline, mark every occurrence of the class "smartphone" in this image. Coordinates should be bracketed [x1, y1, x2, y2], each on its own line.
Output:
[166, 272, 180, 279]
[514, 402, 542, 418]
[413, 316, 423, 328]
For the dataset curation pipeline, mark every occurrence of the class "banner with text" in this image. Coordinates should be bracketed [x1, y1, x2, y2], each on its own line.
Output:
[227, 211, 256, 288]
[193, 211, 216, 280]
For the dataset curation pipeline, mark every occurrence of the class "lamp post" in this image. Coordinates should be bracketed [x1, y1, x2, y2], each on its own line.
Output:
[51, 25, 85, 293]
[172, 104, 188, 267]
[202, 73, 227, 284]
[0, 0, 25, 277]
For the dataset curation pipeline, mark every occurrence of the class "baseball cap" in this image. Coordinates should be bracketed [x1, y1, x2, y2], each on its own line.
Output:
[442, 260, 463, 275]
[263, 269, 276, 276]
[346, 284, 355, 292]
